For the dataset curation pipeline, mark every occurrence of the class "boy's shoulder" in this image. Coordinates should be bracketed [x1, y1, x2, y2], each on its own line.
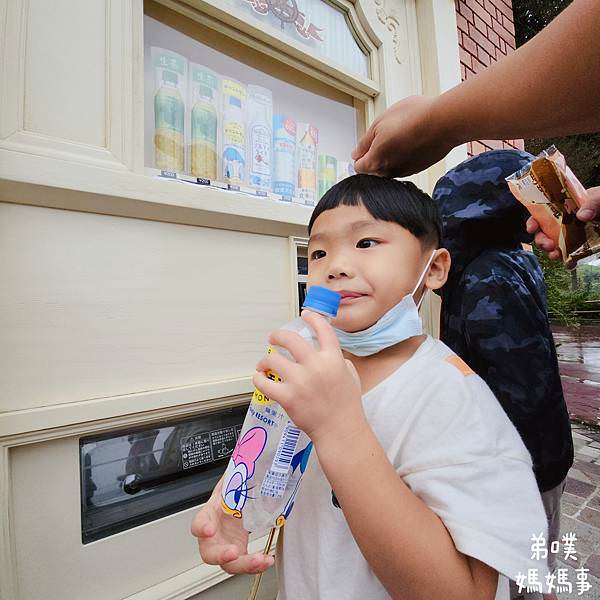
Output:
[419, 336, 477, 379]
[404, 337, 490, 398]
[381, 337, 531, 472]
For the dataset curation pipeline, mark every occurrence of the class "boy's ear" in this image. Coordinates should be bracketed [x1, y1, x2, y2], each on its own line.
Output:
[425, 248, 450, 291]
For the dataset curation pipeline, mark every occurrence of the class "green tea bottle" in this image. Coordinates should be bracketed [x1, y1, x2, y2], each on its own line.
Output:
[190, 67, 218, 179]
[154, 70, 184, 172]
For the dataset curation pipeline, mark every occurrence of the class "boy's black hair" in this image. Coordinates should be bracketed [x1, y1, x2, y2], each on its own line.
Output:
[308, 174, 442, 248]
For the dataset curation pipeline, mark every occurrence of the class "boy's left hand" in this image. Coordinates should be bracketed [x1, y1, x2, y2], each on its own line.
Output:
[253, 311, 366, 446]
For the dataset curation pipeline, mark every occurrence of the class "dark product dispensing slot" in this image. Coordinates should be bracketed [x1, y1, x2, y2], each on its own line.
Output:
[80, 405, 247, 543]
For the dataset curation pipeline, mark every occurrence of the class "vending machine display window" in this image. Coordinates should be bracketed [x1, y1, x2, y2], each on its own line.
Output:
[144, 3, 362, 206]
[80, 404, 247, 543]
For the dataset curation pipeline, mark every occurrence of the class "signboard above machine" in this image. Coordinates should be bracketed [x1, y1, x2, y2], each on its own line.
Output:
[235, 0, 369, 77]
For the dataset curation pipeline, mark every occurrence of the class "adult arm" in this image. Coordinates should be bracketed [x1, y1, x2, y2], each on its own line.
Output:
[353, 0, 600, 182]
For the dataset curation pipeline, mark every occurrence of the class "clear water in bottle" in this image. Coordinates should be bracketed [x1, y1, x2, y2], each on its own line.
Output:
[220, 286, 340, 534]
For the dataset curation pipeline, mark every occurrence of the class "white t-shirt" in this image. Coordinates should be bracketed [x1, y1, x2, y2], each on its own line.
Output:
[277, 336, 549, 600]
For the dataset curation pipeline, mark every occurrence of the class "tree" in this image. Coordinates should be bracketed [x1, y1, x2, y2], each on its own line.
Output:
[534, 248, 591, 325]
[513, 0, 600, 188]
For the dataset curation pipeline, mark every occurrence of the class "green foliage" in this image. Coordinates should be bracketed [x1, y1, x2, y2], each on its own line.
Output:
[514, 0, 600, 325]
[534, 247, 591, 326]
[526, 133, 600, 187]
[512, 0, 572, 46]
[513, 0, 600, 189]
[578, 263, 600, 298]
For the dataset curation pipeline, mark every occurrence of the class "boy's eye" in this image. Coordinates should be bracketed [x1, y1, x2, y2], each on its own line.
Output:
[310, 249, 326, 260]
[357, 238, 379, 249]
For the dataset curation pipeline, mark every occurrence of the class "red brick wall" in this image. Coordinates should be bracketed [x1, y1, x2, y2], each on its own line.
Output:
[455, 0, 524, 155]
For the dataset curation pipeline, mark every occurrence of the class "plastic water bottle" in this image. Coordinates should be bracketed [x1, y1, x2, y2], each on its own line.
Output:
[220, 286, 340, 534]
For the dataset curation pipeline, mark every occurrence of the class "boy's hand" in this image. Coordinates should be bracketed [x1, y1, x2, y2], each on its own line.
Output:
[253, 311, 366, 446]
[191, 478, 274, 574]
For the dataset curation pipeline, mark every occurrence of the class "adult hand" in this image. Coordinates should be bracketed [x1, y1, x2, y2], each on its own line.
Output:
[191, 478, 274, 574]
[526, 186, 600, 260]
[352, 96, 458, 178]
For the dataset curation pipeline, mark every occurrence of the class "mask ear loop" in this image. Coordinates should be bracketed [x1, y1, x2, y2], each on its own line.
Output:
[412, 250, 438, 310]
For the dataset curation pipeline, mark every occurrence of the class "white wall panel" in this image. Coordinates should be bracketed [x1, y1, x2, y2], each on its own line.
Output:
[24, 0, 107, 146]
[0, 203, 291, 412]
[0, 0, 140, 169]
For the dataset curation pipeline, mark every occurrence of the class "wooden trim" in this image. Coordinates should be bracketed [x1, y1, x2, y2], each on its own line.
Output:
[0, 445, 18, 600]
[121, 535, 275, 599]
[289, 236, 309, 319]
[0, 381, 253, 442]
[0, 150, 312, 238]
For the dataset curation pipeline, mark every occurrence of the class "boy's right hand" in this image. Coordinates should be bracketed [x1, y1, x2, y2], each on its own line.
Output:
[191, 478, 275, 574]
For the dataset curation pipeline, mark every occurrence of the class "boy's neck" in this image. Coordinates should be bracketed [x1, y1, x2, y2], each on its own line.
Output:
[343, 334, 428, 395]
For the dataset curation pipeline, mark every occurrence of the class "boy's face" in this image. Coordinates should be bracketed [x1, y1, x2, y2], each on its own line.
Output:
[308, 203, 437, 333]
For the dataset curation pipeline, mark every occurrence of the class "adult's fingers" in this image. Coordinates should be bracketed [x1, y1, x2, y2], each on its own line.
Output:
[353, 148, 385, 175]
[526, 216, 540, 235]
[534, 230, 556, 252]
[547, 249, 562, 260]
[351, 123, 376, 162]
[577, 186, 600, 221]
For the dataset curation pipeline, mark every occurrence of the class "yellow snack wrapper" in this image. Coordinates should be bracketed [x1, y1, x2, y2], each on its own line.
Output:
[506, 145, 600, 268]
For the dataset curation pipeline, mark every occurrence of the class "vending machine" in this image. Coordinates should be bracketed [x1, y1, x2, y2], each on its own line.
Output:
[0, 1, 462, 598]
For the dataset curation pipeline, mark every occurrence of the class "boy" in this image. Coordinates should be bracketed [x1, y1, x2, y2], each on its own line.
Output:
[432, 150, 574, 600]
[192, 174, 549, 599]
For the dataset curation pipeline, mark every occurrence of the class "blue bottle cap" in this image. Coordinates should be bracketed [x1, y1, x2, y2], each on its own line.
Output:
[302, 286, 340, 317]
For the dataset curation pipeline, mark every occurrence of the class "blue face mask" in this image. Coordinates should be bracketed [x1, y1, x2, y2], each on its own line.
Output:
[333, 251, 437, 356]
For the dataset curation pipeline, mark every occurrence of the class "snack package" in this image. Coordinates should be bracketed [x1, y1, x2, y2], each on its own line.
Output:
[506, 146, 600, 268]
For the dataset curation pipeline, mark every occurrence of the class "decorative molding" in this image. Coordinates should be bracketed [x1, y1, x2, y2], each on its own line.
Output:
[373, 0, 403, 63]
[0, 0, 138, 170]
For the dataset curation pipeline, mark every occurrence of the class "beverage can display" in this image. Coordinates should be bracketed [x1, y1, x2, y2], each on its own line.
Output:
[152, 47, 187, 173]
[248, 86, 273, 191]
[189, 64, 218, 179]
[318, 154, 337, 198]
[221, 79, 247, 185]
[272, 115, 297, 198]
[296, 123, 318, 206]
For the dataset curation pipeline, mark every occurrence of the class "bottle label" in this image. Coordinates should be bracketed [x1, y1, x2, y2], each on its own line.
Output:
[250, 124, 271, 176]
[191, 104, 217, 143]
[260, 423, 301, 498]
[154, 93, 184, 132]
[224, 121, 245, 146]
[271, 424, 301, 474]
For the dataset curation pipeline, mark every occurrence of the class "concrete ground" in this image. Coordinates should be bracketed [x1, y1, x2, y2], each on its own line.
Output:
[554, 422, 600, 599]
[516, 326, 600, 598]
[553, 324, 600, 425]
